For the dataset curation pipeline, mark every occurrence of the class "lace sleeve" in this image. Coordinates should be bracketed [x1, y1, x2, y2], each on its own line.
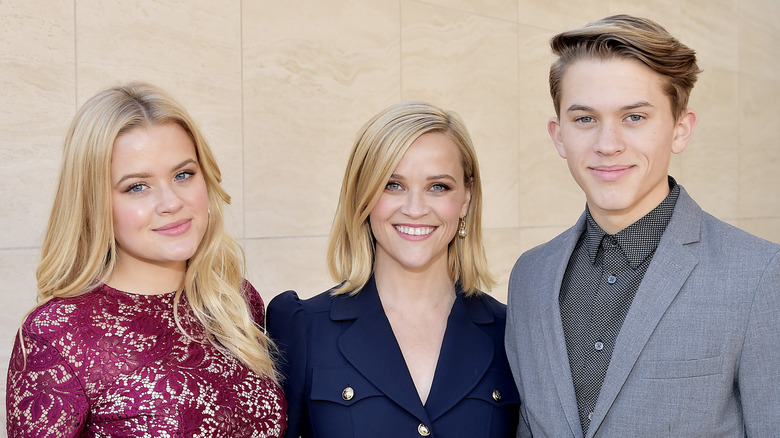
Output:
[242, 279, 265, 327]
[6, 329, 89, 438]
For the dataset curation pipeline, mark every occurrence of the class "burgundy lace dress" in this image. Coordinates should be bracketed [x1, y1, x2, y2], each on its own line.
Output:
[6, 282, 287, 437]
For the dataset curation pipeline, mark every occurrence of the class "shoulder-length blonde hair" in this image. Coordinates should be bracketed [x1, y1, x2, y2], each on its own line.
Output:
[327, 101, 495, 296]
[33, 82, 276, 379]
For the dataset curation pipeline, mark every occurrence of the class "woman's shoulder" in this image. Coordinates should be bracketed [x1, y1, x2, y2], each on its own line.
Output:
[463, 290, 507, 322]
[23, 286, 114, 339]
[267, 287, 339, 317]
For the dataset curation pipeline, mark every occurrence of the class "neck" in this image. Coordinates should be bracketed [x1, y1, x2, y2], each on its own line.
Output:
[107, 259, 186, 295]
[590, 183, 670, 235]
[373, 260, 456, 309]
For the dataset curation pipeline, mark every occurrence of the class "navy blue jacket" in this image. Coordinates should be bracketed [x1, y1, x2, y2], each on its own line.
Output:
[267, 277, 519, 437]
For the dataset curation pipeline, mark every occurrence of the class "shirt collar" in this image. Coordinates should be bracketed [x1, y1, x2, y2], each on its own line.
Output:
[584, 176, 680, 268]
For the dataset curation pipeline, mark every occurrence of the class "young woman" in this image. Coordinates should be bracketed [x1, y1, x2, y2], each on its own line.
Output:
[267, 101, 519, 437]
[6, 82, 286, 437]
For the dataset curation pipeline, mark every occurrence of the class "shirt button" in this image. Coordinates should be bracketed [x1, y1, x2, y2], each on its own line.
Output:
[594, 341, 604, 351]
[418, 423, 431, 436]
[607, 275, 617, 284]
[588, 411, 594, 420]
[341, 386, 354, 401]
[492, 389, 502, 402]
[611, 237, 618, 245]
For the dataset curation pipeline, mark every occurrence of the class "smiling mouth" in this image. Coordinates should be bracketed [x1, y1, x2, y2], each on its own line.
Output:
[394, 225, 436, 236]
[590, 165, 633, 181]
[153, 219, 192, 236]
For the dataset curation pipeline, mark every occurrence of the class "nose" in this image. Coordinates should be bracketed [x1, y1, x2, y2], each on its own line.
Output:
[594, 121, 625, 156]
[400, 189, 429, 219]
[156, 184, 184, 215]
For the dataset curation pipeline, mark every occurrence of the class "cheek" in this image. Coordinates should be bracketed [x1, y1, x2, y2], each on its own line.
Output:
[112, 200, 149, 243]
[185, 179, 210, 219]
[193, 186, 210, 214]
[368, 196, 394, 227]
[439, 197, 468, 223]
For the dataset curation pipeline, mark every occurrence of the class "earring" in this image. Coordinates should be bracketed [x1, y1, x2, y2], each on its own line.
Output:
[458, 217, 467, 238]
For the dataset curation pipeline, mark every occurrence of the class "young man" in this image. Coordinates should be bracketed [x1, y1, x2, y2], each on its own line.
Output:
[506, 15, 780, 437]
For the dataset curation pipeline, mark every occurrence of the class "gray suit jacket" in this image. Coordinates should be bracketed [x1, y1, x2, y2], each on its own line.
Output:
[506, 186, 780, 437]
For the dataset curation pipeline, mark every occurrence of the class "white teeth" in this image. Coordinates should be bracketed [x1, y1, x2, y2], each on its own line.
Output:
[394, 225, 435, 236]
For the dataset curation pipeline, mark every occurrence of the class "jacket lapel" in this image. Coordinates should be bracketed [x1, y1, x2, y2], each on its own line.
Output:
[335, 278, 430, 422]
[586, 188, 702, 437]
[542, 215, 589, 438]
[425, 291, 494, 421]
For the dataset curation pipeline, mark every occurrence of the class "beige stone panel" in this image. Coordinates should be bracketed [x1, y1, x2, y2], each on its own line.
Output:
[521, 224, 573, 252]
[517, 25, 585, 228]
[483, 228, 523, 303]
[606, 1, 683, 36]
[243, 236, 332, 307]
[680, 0, 739, 71]
[517, 0, 609, 31]
[401, 0, 520, 229]
[679, 68, 739, 220]
[0, 1, 75, 249]
[243, 1, 401, 239]
[738, 0, 780, 81]
[417, 0, 518, 21]
[738, 74, 780, 219]
[740, 218, 780, 245]
[0, 248, 40, 427]
[75, 1, 245, 237]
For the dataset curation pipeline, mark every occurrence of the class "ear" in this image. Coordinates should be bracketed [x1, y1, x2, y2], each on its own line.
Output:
[461, 178, 472, 218]
[548, 116, 567, 158]
[671, 108, 697, 154]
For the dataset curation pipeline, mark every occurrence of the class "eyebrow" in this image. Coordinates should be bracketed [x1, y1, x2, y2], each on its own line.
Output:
[389, 173, 457, 182]
[114, 158, 198, 187]
[565, 101, 655, 113]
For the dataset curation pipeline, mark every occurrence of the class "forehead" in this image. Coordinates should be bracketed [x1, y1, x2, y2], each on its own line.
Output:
[559, 58, 671, 111]
[113, 123, 195, 155]
[395, 133, 463, 170]
[111, 123, 197, 172]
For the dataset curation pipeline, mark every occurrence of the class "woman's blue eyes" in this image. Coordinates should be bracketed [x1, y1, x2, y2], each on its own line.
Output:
[124, 171, 195, 193]
[384, 181, 451, 192]
[174, 171, 194, 181]
[127, 183, 147, 193]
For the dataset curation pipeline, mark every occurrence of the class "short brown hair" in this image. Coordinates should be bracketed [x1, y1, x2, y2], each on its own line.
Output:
[549, 14, 700, 119]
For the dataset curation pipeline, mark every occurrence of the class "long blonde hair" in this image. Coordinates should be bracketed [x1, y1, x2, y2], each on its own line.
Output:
[328, 101, 495, 296]
[33, 82, 276, 378]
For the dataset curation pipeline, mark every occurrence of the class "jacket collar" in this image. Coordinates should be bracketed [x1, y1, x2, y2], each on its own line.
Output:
[330, 276, 494, 323]
[333, 276, 495, 422]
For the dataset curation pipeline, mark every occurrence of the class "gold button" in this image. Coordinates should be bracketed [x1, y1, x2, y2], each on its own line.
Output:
[492, 389, 502, 402]
[342, 386, 354, 401]
[417, 423, 431, 436]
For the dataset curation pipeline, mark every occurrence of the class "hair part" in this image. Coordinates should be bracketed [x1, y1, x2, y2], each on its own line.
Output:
[327, 101, 495, 296]
[549, 14, 701, 120]
[32, 82, 277, 379]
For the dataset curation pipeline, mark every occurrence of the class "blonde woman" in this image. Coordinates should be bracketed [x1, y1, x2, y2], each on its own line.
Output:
[6, 82, 286, 437]
[267, 101, 519, 437]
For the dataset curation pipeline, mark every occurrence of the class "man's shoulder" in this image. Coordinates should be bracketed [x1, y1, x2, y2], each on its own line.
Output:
[514, 221, 582, 267]
[698, 211, 780, 256]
